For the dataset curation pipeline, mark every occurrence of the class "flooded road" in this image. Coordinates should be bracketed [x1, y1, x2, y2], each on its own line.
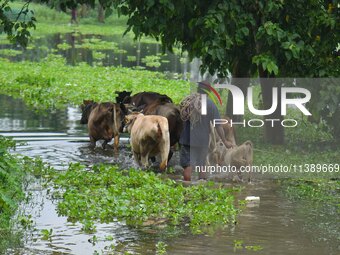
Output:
[0, 94, 338, 254]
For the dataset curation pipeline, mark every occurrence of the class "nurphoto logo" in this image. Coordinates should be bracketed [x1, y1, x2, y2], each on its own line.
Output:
[200, 82, 312, 128]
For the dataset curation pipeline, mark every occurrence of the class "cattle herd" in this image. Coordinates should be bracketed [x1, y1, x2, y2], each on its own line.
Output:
[80, 91, 253, 179]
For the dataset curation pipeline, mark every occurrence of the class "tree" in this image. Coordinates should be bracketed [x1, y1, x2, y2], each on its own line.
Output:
[1, 0, 339, 142]
[97, 3, 104, 23]
[0, 0, 36, 47]
[111, 0, 339, 144]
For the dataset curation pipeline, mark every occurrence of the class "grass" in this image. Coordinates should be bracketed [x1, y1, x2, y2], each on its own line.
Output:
[4, 1, 157, 44]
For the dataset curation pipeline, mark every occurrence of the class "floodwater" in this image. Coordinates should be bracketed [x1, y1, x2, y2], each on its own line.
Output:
[0, 32, 206, 81]
[1, 94, 339, 254]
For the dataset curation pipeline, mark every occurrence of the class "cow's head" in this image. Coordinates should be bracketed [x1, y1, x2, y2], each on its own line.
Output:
[80, 100, 96, 124]
[123, 112, 143, 133]
[115, 90, 132, 104]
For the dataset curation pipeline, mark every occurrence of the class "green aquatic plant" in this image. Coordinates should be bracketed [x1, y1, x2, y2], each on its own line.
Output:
[0, 49, 22, 57]
[56, 42, 72, 50]
[156, 241, 167, 255]
[92, 51, 106, 60]
[40, 228, 53, 242]
[0, 137, 49, 252]
[48, 163, 239, 234]
[245, 245, 263, 251]
[141, 55, 161, 67]
[281, 179, 339, 204]
[126, 55, 137, 62]
[0, 55, 190, 110]
[81, 220, 97, 234]
[233, 240, 263, 252]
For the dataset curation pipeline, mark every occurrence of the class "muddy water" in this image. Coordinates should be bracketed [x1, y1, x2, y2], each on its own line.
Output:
[0, 94, 338, 255]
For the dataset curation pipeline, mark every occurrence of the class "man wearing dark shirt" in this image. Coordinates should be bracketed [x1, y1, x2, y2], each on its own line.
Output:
[179, 81, 233, 181]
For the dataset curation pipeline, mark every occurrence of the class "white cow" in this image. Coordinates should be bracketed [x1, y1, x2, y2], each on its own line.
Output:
[124, 113, 170, 170]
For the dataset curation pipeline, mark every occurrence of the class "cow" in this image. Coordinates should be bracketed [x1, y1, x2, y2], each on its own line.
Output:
[80, 100, 127, 151]
[80, 100, 97, 124]
[142, 100, 183, 147]
[115, 90, 132, 104]
[207, 121, 253, 181]
[123, 112, 170, 171]
[120, 91, 173, 108]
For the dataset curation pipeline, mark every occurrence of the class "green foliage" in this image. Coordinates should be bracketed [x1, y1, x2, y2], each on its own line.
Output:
[0, 1, 36, 47]
[141, 55, 161, 67]
[40, 228, 53, 241]
[0, 136, 26, 252]
[0, 48, 22, 56]
[0, 54, 190, 110]
[155, 241, 167, 255]
[281, 179, 339, 205]
[0, 137, 24, 226]
[126, 55, 136, 62]
[233, 240, 263, 252]
[48, 163, 239, 234]
[56, 42, 71, 50]
[110, 0, 338, 78]
[307, 79, 340, 140]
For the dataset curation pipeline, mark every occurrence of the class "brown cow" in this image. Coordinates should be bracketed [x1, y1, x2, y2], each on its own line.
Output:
[80, 100, 127, 151]
[80, 100, 97, 124]
[142, 100, 183, 147]
[123, 112, 170, 171]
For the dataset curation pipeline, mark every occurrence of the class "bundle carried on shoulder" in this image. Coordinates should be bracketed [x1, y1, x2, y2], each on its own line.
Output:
[179, 93, 201, 127]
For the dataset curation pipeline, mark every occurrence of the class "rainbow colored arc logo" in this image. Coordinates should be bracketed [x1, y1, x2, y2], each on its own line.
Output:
[198, 82, 222, 106]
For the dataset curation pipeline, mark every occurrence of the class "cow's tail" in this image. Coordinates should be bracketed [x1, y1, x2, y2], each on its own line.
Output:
[113, 104, 119, 133]
[157, 122, 162, 138]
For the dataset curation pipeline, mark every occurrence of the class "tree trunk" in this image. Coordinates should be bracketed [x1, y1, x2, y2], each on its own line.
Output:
[70, 8, 77, 24]
[98, 4, 105, 23]
[259, 74, 284, 144]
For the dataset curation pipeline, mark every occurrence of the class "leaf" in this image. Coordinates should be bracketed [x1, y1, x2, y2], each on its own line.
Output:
[105, 8, 113, 18]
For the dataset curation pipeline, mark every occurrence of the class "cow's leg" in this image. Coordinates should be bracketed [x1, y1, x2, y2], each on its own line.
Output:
[102, 140, 109, 149]
[90, 136, 96, 147]
[141, 153, 149, 169]
[167, 149, 174, 162]
[159, 145, 169, 171]
[133, 151, 142, 167]
[113, 134, 119, 153]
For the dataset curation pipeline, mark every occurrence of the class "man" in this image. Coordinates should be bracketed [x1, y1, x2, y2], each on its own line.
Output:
[179, 81, 233, 181]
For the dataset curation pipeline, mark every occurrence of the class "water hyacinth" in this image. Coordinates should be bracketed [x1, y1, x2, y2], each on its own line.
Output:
[49, 163, 239, 234]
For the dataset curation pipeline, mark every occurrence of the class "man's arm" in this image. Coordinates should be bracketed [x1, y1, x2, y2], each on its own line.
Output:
[216, 126, 234, 149]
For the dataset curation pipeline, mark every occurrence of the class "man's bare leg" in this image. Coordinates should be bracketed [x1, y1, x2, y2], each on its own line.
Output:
[183, 166, 192, 181]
